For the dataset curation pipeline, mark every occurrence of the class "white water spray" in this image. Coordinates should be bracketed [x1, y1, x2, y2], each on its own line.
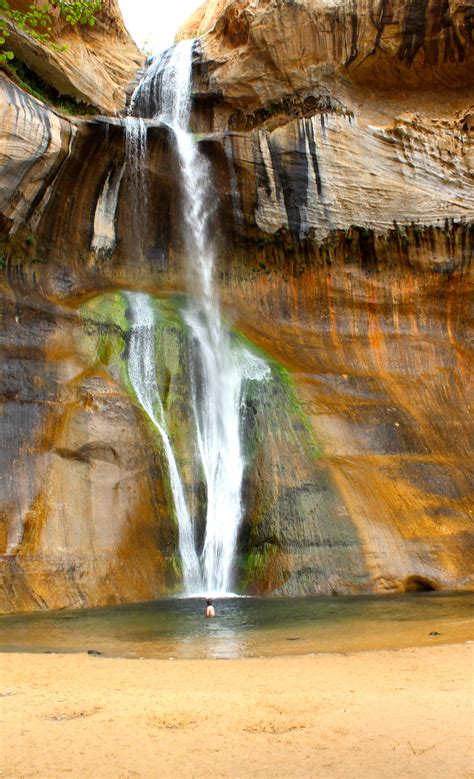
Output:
[131, 41, 269, 594]
[124, 116, 148, 245]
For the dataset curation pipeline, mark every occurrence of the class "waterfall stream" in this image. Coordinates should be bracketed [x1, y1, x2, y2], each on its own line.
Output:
[125, 292, 202, 592]
[123, 116, 148, 244]
[129, 41, 269, 595]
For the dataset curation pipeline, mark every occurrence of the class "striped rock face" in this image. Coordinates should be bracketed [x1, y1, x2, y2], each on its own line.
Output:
[5, 0, 143, 115]
[0, 0, 472, 612]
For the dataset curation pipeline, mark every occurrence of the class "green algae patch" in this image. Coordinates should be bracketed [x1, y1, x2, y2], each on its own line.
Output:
[78, 292, 128, 373]
[240, 544, 290, 593]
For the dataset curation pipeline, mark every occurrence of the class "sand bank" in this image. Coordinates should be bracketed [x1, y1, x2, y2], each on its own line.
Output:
[1, 643, 472, 778]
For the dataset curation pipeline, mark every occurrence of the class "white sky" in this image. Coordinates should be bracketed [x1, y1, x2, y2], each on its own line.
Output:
[118, 0, 204, 54]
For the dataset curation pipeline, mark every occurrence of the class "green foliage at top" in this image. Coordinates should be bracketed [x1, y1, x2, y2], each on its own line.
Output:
[0, 0, 101, 63]
[53, 0, 101, 26]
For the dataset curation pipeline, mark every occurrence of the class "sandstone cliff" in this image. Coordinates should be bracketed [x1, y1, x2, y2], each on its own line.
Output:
[0, 0, 472, 612]
[3, 0, 143, 114]
[183, 0, 474, 104]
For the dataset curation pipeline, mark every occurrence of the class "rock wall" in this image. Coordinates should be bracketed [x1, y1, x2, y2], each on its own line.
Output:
[184, 0, 474, 109]
[0, 0, 472, 611]
[4, 0, 143, 114]
[0, 290, 180, 612]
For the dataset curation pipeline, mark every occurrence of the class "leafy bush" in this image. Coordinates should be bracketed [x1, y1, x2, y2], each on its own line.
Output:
[0, 0, 102, 63]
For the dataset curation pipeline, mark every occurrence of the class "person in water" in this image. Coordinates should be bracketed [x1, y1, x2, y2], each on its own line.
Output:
[206, 599, 215, 617]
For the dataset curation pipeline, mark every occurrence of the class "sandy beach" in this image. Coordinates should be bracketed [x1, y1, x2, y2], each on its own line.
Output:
[1, 642, 472, 778]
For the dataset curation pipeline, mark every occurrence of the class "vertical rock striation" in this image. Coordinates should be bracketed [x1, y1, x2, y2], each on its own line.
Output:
[0, 0, 472, 610]
[4, 0, 144, 114]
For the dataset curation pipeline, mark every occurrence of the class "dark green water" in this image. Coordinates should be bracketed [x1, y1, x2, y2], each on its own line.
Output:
[0, 592, 472, 659]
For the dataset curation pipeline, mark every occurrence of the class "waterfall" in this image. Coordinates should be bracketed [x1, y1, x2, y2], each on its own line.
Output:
[124, 116, 147, 190]
[123, 116, 148, 247]
[130, 41, 269, 594]
[125, 292, 201, 593]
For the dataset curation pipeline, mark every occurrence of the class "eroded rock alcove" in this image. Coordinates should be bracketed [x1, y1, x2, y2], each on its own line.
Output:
[0, 0, 472, 612]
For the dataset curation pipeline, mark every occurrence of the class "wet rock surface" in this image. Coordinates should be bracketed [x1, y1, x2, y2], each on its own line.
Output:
[0, 0, 472, 610]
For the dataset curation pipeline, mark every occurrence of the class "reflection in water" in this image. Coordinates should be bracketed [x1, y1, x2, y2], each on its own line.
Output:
[201, 622, 245, 660]
[0, 592, 472, 660]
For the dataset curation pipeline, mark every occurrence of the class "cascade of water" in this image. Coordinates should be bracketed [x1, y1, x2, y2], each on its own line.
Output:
[124, 116, 147, 185]
[123, 116, 148, 244]
[125, 291, 202, 593]
[129, 42, 193, 123]
[130, 41, 269, 594]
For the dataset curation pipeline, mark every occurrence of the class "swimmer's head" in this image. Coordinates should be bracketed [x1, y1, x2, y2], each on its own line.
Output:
[206, 599, 213, 606]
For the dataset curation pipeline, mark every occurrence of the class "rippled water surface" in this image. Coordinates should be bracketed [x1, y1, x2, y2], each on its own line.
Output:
[0, 592, 472, 659]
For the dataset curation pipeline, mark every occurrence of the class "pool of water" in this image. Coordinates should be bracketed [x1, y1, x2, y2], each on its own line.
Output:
[0, 591, 472, 659]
